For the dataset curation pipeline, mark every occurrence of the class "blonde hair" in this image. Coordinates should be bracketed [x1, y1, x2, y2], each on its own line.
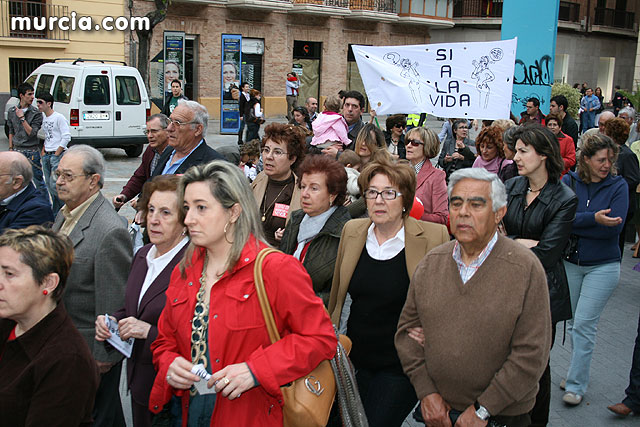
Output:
[406, 127, 440, 159]
[323, 95, 342, 113]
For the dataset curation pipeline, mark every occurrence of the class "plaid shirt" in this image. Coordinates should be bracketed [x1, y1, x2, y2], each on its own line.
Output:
[452, 231, 498, 284]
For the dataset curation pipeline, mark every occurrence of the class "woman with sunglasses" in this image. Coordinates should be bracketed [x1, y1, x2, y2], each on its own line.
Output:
[384, 114, 407, 160]
[405, 127, 448, 225]
[328, 158, 449, 426]
[438, 119, 476, 180]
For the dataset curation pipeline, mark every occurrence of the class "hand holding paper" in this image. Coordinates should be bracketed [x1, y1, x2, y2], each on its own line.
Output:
[104, 313, 134, 358]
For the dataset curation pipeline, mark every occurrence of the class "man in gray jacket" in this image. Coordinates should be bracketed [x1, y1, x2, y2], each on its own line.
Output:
[52, 145, 132, 427]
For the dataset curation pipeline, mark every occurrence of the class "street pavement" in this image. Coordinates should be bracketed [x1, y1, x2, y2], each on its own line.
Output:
[2, 115, 638, 426]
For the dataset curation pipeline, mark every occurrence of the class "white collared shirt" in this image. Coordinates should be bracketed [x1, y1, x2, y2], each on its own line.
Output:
[365, 222, 405, 261]
[138, 237, 189, 308]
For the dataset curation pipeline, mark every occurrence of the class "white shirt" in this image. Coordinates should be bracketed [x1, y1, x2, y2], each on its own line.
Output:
[365, 222, 405, 261]
[42, 111, 71, 152]
[138, 237, 189, 308]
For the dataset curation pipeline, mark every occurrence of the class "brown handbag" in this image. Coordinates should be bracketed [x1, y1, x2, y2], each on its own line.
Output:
[253, 248, 352, 427]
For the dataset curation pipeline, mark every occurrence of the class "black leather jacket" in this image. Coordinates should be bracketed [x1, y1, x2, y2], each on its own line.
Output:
[503, 176, 578, 324]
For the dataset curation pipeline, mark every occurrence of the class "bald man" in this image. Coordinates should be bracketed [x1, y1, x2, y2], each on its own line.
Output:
[578, 111, 615, 149]
[0, 151, 54, 233]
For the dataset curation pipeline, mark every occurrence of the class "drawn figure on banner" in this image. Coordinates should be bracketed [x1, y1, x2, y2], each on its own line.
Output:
[384, 52, 422, 104]
[471, 49, 502, 109]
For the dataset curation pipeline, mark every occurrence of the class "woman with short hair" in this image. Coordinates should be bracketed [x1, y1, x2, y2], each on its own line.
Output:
[329, 159, 449, 426]
[546, 112, 576, 177]
[95, 175, 188, 427]
[472, 125, 516, 182]
[438, 118, 476, 180]
[384, 114, 407, 160]
[149, 160, 336, 426]
[404, 126, 448, 225]
[280, 155, 351, 306]
[0, 226, 99, 426]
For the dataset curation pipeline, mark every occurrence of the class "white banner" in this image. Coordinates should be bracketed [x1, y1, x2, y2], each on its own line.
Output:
[352, 38, 517, 119]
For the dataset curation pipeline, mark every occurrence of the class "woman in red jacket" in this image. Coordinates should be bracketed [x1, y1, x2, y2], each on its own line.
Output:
[546, 112, 576, 177]
[148, 160, 337, 426]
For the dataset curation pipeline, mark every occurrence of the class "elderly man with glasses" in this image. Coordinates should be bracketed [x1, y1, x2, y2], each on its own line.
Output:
[151, 100, 225, 177]
[112, 114, 171, 211]
[52, 144, 133, 427]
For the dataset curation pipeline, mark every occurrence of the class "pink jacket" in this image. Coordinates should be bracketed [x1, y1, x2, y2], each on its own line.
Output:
[415, 162, 449, 225]
[311, 112, 350, 146]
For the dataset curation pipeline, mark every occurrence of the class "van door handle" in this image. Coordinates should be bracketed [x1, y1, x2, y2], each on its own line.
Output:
[116, 111, 121, 121]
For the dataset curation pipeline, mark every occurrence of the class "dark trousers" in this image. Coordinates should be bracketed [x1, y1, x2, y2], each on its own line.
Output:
[237, 118, 245, 144]
[245, 122, 260, 142]
[356, 367, 417, 427]
[132, 397, 153, 427]
[529, 323, 557, 427]
[92, 362, 125, 427]
[623, 310, 640, 412]
[17, 149, 48, 199]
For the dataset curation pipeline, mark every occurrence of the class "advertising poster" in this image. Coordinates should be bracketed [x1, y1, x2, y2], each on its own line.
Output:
[164, 31, 186, 107]
[501, 0, 560, 116]
[221, 34, 242, 134]
[149, 51, 164, 110]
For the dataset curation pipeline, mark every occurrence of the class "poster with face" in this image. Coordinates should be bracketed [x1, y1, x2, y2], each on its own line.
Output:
[221, 34, 242, 134]
[164, 32, 185, 106]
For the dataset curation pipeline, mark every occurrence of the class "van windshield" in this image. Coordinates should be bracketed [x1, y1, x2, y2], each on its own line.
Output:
[84, 75, 110, 105]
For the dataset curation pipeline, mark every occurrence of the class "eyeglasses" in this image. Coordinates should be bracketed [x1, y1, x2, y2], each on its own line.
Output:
[393, 124, 405, 129]
[144, 128, 165, 135]
[168, 118, 197, 127]
[54, 170, 91, 182]
[261, 147, 288, 157]
[407, 139, 424, 147]
[363, 188, 403, 200]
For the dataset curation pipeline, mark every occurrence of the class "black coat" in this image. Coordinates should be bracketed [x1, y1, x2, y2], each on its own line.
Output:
[503, 176, 578, 324]
[280, 206, 351, 306]
[384, 131, 406, 159]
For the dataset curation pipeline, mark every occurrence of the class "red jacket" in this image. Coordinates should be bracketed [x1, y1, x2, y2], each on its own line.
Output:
[557, 132, 576, 177]
[416, 161, 449, 225]
[149, 236, 337, 426]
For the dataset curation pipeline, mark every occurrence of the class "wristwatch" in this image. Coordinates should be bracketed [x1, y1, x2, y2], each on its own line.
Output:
[19, 117, 25, 122]
[474, 402, 491, 421]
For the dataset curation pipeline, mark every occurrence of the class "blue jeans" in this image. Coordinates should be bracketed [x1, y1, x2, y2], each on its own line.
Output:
[41, 152, 63, 214]
[237, 118, 245, 143]
[564, 260, 620, 395]
[17, 149, 48, 200]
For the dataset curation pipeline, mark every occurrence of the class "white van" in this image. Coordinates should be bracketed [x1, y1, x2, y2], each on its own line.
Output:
[4, 59, 150, 157]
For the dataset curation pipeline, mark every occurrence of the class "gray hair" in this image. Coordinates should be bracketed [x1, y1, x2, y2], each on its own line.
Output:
[148, 113, 169, 129]
[178, 160, 266, 276]
[447, 168, 507, 212]
[619, 106, 636, 121]
[66, 145, 105, 188]
[178, 99, 209, 135]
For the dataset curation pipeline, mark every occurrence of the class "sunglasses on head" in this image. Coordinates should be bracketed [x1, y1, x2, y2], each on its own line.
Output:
[407, 139, 424, 147]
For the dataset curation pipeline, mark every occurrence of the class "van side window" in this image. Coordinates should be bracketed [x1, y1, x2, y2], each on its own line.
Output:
[84, 75, 110, 105]
[53, 76, 75, 104]
[115, 76, 141, 105]
[25, 74, 38, 88]
[36, 74, 54, 97]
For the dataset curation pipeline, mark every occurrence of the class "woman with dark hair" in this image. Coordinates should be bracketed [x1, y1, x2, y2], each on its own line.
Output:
[149, 161, 336, 426]
[438, 118, 476, 180]
[472, 125, 515, 182]
[245, 89, 264, 142]
[503, 125, 578, 426]
[280, 155, 351, 306]
[560, 133, 628, 406]
[95, 176, 188, 427]
[0, 226, 99, 426]
[251, 123, 306, 246]
[290, 106, 312, 133]
[384, 114, 407, 160]
[329, 159, 449, 426]
[546, 112, 576, 177]
[500, 124, 519, 181]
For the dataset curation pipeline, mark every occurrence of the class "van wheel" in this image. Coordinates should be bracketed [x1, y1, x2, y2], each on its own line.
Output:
[125, 145, 143, 158]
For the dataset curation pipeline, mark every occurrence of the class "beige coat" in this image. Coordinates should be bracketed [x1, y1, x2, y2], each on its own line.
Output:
[327, 216, 450, 325]
[251, 171, 301, 225]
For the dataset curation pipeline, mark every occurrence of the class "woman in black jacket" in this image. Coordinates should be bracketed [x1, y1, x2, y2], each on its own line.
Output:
[503, 125, 578, 427]
[280, 155, 351, 306]
[437, 118, 476, 180]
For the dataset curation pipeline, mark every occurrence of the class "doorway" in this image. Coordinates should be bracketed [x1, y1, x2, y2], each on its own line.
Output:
[597, 57, 615, 103]
[185, 36, 198, 100]
[293, 41, 321, 103]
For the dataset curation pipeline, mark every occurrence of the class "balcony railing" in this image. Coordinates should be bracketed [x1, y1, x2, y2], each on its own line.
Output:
[558, 1, 580, 23]
[594, 7, 635, 29]
[293, 0, 349, 6]
[350, 0, 396, 13]
[0, 0, 69, 40]
[453, 0, 502, 18]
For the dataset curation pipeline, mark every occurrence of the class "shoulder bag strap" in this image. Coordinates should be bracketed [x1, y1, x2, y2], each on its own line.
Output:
[254, 248, 283, 344]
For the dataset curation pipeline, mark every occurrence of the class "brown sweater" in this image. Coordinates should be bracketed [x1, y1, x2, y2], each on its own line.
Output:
[395, 235, 551, 417]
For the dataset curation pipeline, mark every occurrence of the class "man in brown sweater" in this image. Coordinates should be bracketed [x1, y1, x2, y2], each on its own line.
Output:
[396, 168, 551, 427]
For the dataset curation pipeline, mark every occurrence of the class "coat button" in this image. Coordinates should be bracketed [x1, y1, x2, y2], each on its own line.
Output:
[173, 298, 178, 303]
[215, 358, 220, 363]
[244, 257, 249, 262]
[188, 282, 193, 286]
[153, 405, 158, 410]
[243, 294, 249, 299]
[213, 314, 218, 319]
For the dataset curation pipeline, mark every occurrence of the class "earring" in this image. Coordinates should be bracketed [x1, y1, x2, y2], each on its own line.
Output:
[43, 290, 48, 296]
[181, 228, 187, 236]
[402, 207, 406, 213]
[223, 222, 234, 244]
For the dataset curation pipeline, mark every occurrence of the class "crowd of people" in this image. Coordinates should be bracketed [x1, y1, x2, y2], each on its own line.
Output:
[1, 79, 640, 427]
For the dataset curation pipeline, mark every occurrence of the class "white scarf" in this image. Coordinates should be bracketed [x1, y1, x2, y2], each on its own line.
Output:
[293, 206, 338, 260]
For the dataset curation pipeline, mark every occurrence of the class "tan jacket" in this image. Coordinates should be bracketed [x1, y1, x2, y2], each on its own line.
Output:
[251, 171, 301, 225]
[327, 216, 450, 325]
